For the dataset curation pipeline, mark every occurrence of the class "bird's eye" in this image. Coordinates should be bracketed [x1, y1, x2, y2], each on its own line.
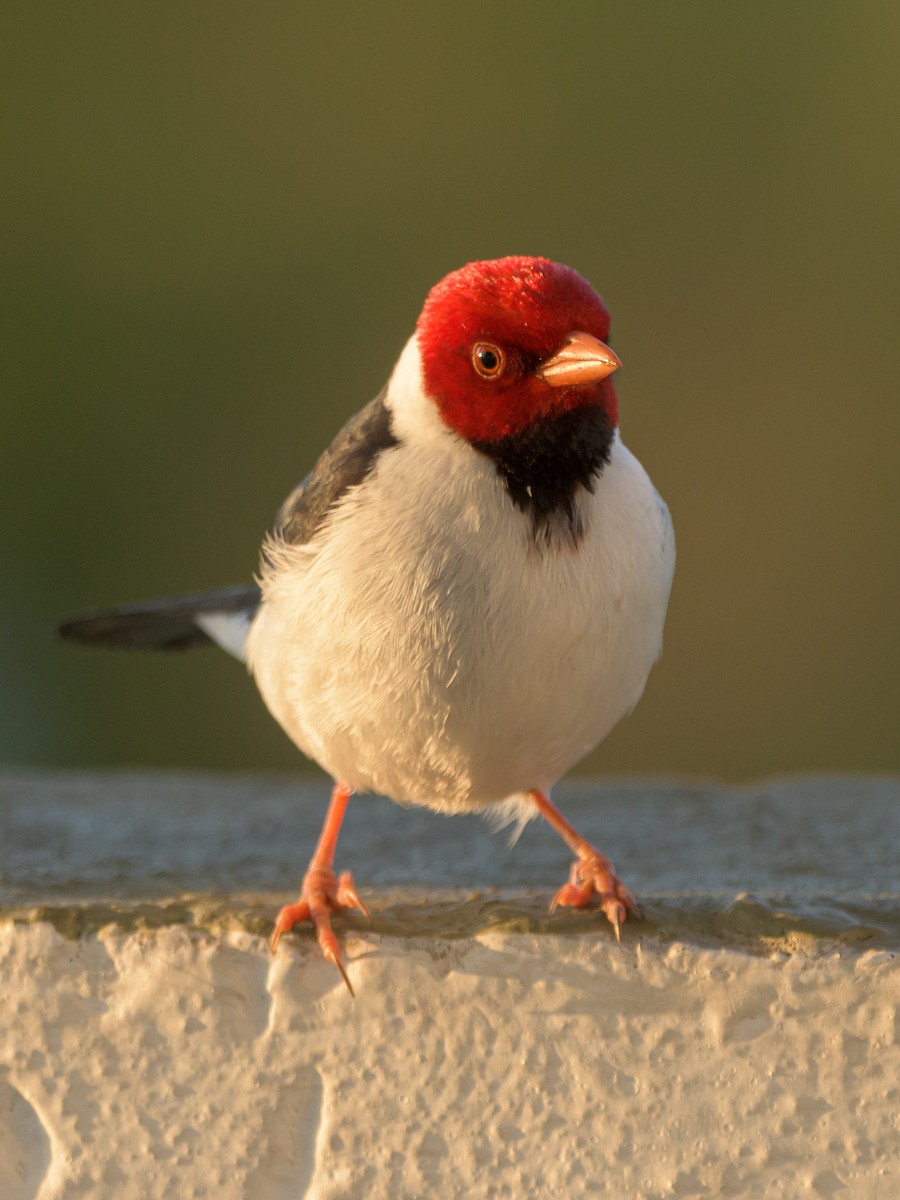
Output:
[472, 342, 505, 379]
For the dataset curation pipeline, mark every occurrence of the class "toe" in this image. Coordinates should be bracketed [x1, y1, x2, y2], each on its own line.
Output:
[309, 907, 354, 994]
[336, 871, 371, 922]
[550, 881, 591, 912]
[270, 899, 311, 954]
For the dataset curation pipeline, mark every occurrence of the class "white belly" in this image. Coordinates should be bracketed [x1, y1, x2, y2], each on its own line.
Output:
[246, 433, 674, 813]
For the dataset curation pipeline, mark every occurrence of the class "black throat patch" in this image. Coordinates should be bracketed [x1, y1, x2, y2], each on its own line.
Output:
[472, 405, 614, 546]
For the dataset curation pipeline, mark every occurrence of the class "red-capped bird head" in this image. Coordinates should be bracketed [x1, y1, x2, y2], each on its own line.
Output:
[416, 256, 620, 444]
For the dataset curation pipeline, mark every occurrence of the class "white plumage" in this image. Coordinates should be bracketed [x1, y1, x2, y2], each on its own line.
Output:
[246, 335, 674, 814]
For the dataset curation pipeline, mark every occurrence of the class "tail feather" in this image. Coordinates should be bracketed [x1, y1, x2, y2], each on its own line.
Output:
[58, 584, 261, 654]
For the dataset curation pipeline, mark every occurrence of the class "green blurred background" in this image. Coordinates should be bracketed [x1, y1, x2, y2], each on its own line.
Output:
[3, 3, 897, 780]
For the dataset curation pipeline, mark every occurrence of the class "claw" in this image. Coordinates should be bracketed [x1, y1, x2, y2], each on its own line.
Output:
[333, 956, 355, 997]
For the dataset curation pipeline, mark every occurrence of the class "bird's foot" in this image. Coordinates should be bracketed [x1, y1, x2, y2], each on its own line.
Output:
[550, 846, 640, 942]
[270, 864, 370, 994]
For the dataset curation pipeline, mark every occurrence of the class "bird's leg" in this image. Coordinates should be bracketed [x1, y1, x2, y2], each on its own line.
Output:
[270, 780, 370, 994]
[530, 789, 640, 942]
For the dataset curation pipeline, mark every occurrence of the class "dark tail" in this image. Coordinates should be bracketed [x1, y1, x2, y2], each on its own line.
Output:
[58, 584, 261, 652]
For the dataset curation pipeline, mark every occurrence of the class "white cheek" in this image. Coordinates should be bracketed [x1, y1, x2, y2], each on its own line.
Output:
[388, 333, 506, 447]
[386, 335, 450, 448]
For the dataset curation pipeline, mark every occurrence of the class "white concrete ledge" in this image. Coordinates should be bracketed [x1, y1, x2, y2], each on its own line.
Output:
[1, 924, 897, 1199]
[1, 772, 898, 1198]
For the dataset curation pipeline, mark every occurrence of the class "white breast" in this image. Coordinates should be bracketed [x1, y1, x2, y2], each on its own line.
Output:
[246, 342, 674, 814]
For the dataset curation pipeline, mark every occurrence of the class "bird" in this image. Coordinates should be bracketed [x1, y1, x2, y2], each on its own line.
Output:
[60, 256, 675, 993]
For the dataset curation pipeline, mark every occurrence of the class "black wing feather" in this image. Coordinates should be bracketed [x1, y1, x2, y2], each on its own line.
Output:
[58, 584, 261, 651]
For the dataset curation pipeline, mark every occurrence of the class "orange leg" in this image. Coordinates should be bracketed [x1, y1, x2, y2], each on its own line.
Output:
[530, 789, 640, 942]
[270, 780, 370, 994]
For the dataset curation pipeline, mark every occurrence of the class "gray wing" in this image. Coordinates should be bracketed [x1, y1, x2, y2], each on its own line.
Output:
[58, 584, 261, 651]
[272, 386, 398, 547]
